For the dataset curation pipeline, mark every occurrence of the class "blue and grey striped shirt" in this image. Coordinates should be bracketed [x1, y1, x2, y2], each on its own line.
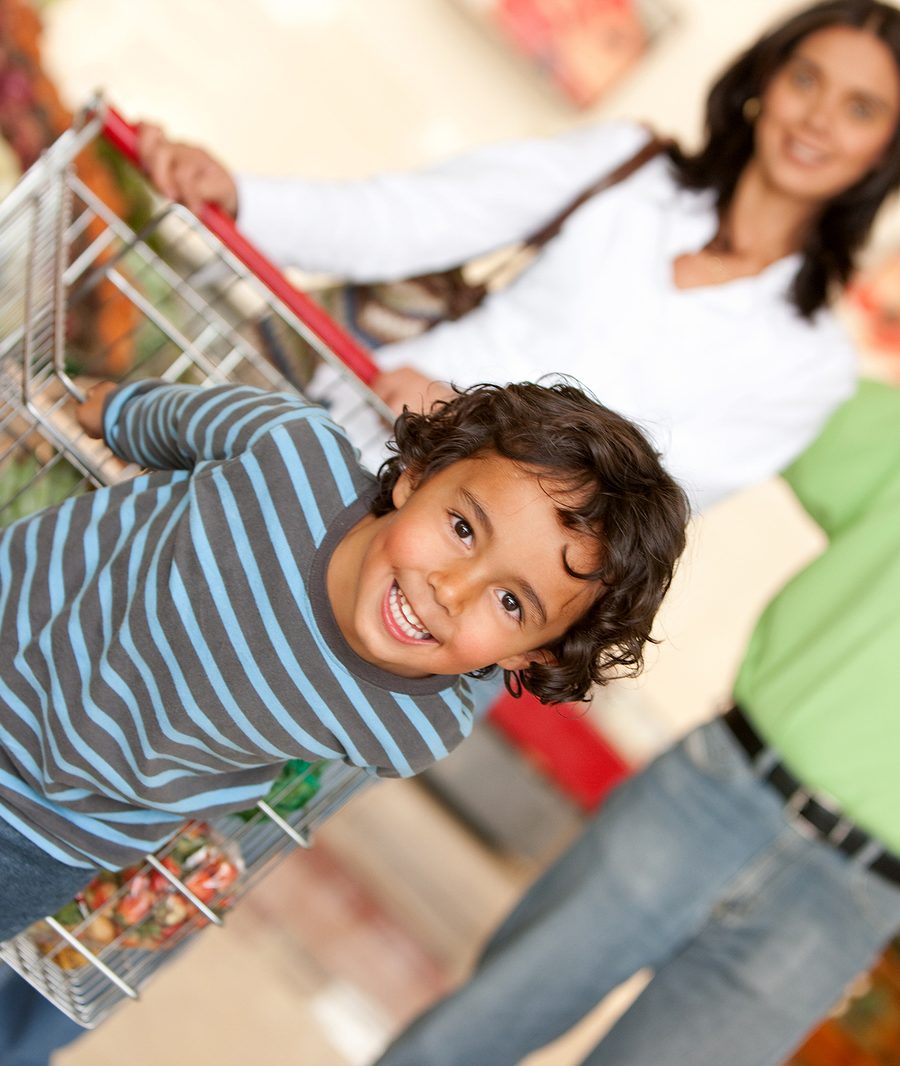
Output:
[0, 383, 473, 868]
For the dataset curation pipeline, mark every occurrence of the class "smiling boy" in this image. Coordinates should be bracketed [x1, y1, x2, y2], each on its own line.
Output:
[330, 454, 600, 680]
[0, 378, 687, 940]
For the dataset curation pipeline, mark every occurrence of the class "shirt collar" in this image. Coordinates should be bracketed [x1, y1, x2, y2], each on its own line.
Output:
[663, 183, 803, 311]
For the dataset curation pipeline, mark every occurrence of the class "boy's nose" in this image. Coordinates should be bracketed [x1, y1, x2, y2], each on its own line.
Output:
[428, 564, 477, 615]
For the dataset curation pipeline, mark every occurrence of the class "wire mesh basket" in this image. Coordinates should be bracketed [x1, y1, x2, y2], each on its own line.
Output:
[0, 97, 391, 1028]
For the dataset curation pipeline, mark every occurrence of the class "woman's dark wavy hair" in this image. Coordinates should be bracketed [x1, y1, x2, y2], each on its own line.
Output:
[671, 0, 900, 318]
[370, 382, 689, 705]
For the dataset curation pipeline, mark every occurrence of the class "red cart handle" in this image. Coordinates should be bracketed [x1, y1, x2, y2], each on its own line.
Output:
[101, 105, 379, 387]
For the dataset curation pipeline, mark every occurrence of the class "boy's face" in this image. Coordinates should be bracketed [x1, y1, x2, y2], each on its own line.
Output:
[328, 454, 601, 680]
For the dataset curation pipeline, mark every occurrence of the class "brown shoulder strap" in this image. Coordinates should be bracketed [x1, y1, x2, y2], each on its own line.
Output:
[523, 133, 672, 251]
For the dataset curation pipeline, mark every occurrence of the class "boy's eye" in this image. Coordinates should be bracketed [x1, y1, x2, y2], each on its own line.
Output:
[498, 590, 522, 619]
[451, 515, 473, 543]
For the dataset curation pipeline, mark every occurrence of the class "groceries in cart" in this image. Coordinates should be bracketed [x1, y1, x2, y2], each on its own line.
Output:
[27, 823, 243, 969]
[17, 762, 318, 978]
[20, 759, 322, 971]
[233, 759, 324, 823]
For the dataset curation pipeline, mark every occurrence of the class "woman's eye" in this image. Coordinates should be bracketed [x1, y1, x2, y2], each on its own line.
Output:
[789, 65, 815, 89]
[452, 515, 473, 542]
[848, 98, 875, 121]
[498, 591, 522, 618]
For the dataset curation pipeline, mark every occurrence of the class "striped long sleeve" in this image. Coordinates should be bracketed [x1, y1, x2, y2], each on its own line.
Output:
[103, 381, 326, 469]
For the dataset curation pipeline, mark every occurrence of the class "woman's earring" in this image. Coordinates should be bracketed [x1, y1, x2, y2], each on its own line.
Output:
[742, 96, 761, 123]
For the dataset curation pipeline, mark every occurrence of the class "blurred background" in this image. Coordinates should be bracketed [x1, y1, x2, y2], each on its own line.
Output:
[2, 0, 899, 1062]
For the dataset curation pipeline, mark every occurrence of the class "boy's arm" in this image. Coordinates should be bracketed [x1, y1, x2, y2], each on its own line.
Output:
[84, 380, 326, 470]
[781, 380, 900, 537]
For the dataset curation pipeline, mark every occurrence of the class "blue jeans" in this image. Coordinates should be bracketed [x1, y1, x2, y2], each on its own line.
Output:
[0, 966, 84, 1065]
[375, 719, 900, 1066]
[0, 816, 94, 942]
[0, 819, 89, 1064]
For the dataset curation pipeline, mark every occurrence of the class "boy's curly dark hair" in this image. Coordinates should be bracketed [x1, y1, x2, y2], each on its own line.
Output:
[371, 381, 689, 704]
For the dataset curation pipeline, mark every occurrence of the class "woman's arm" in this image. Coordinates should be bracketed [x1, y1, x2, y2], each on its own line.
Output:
[236, 122, 650, 281]
[138, 119, 650, 282]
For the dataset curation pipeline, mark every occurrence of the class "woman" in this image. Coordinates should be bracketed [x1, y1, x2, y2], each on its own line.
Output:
[354, 10, 900, 1065]
[141, 1, 900, 514]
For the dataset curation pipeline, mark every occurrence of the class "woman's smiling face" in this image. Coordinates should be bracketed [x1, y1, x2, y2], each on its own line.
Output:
[328, 453, 601, 680]
[753, 25, 900, 205]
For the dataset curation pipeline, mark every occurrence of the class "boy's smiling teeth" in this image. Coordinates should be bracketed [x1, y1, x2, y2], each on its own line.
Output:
[389, 582, 432, 640]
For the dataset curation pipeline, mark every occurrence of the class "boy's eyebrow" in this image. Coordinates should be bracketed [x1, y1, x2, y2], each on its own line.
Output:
[461, 488, 548, 625]
[518, 579, 548, 627]
[461, 488, 493, 535]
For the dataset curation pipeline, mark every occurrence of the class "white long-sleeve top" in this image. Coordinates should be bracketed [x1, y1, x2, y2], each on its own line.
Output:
[236, 122, 856, 512]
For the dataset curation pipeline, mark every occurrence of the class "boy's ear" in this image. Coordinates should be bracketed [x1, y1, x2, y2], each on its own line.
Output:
[391, 469, 416, 510]
[496, 647, 557, 672]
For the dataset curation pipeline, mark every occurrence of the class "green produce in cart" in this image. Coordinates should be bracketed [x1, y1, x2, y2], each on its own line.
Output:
[235, 759, 324, 822]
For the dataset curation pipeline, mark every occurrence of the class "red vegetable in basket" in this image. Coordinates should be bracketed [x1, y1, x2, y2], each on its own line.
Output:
[82, 874, 118, 910]
[149, 856, 181, 893]
[183, 859, 240, 906]
[116, 875, 155, 926]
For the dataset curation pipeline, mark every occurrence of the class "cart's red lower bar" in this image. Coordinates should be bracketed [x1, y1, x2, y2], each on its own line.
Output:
[487, 691, 631, 811]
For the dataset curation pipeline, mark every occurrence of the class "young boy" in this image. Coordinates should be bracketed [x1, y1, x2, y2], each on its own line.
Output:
[0, 378, 688, 939]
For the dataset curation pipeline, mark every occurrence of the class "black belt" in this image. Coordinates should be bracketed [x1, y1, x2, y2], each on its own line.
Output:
[723, 705, 900, 890]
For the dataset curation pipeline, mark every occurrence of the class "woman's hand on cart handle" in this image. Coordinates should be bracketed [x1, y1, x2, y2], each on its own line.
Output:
[372, 367, 455, 416]
[137, 122, 239, 219]
[77, 381, 118, 439]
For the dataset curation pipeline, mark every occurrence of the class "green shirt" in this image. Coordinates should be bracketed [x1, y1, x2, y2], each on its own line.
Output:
[734, 379, 900, 853]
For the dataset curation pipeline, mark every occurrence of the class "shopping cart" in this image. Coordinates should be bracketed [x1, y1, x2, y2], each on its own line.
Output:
[0, 97, 393, 1028]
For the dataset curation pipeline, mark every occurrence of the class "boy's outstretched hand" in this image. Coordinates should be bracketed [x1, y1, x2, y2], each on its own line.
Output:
[77, 381, 118, 439]
[137, 123, 239, 219]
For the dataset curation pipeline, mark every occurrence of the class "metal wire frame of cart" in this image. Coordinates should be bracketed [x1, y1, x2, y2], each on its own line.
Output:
[0, 99, 391, 1028]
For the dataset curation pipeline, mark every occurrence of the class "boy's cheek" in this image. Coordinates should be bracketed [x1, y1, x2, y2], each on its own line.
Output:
[383, 522, 436, 569]
[455, 626, 528, 673]
[495, 646, 556, 672]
